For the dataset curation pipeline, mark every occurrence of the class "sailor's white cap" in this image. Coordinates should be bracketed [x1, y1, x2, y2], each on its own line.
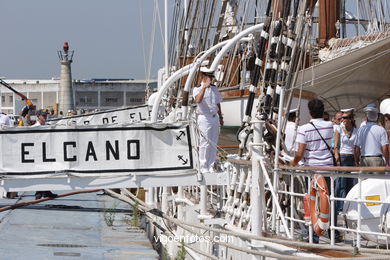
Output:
[340, 108, 354, 113]
[200, 67, 215, 77]
[289, 108, 298, 113]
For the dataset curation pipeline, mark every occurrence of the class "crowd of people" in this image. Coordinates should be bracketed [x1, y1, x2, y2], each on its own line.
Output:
[286, 98, 390, 242]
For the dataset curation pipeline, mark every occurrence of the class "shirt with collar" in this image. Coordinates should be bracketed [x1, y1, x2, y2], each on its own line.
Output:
[193, 83, 222, 116]
[354, 122, 388, 156]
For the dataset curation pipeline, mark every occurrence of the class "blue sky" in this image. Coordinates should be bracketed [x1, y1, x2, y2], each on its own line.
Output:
[0, 0, 166, 80]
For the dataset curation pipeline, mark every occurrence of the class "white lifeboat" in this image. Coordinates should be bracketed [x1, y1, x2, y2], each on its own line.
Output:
[343, 179, 390, 245]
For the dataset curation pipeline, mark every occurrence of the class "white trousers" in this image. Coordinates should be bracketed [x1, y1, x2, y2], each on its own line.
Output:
[198, 115, 220, 172]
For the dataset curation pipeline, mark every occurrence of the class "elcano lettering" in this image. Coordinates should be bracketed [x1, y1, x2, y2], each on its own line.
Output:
[21, 140, 140, 163]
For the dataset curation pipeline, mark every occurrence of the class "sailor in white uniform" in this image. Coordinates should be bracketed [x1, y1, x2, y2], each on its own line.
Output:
[193, 69, 224, 173]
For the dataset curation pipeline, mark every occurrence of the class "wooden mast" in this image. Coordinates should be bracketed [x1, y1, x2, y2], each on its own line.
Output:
[318, 0, 340, 47]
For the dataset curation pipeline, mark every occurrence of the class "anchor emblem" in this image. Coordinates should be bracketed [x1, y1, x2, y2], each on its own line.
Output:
[177, 155, 188, 165]
[176, 130, 186, 140]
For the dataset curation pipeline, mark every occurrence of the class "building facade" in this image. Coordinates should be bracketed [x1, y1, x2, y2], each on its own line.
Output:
[0, 79, 156, 115]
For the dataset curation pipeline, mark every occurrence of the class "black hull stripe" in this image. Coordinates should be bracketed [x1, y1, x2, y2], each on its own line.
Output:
[0, 166, 194, 176]
[0, 125, 184, 134]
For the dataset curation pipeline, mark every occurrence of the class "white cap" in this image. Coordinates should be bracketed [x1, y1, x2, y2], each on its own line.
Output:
[289, 108, 298, 113]
[200, 67, 214, 73]
[340, 108, 354, 113]
[199, 67, 215, 77]
[364, 104, 378, 113]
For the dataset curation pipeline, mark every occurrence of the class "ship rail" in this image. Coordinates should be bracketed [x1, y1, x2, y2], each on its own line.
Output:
[277, 166, 390, 246]
[221, 158, 390, 247]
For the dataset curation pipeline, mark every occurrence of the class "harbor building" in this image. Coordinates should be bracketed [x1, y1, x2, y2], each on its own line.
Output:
[0, 78, 156, 115]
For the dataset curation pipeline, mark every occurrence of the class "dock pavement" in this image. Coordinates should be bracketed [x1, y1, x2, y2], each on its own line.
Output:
[0, 191, 158, 260]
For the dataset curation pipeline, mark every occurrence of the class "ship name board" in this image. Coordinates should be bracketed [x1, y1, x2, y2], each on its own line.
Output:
[0, 123, 194, 175]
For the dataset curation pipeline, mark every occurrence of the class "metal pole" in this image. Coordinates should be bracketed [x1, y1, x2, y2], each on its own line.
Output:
[330, 175, 335, 245]
[177, 186, 184, 236]
[251, 119, 264, 236]
[290, 174, 294, 236]
[357, 0, 361, 36]
[164, 0, 169, 79]
[357, 174, 362, 248]
[161, 187, 169, 215]
[272, 87, 285, 231]
[200, 185, 207, 216]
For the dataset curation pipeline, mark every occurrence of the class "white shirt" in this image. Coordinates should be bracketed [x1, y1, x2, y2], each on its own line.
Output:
[354, 122, 388, 156]
[193, 83, 222, 116]
[283, 121, 297, 161]
[296, 118, 334, 166]
[339, 127, 357, 154]
[32, 120, 46, 127]
[0, 114, 12, 127]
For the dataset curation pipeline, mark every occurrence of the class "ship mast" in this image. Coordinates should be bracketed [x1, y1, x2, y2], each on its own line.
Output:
[318, 0, 341, 47]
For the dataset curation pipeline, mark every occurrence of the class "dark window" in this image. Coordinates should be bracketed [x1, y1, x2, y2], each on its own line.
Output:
[105, 97, 118, 103]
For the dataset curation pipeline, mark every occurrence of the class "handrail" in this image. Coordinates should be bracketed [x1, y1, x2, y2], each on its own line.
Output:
[280, 165, 390, 173]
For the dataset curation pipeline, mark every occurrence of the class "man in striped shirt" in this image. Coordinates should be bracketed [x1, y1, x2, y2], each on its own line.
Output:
[291, 98, 334, 243]
[291, 99, 334, 167]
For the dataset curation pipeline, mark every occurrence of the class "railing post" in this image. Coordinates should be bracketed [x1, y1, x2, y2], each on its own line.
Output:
[251, 119, 265, 237]
[177, 186, 184, 236]
[161, 187, 170, 216]
[290, 173, 295, 236]
[145, 188, 155, 241]
[272, 87, 285, 232]
[357, 173, 362, 248]
[307, 176, 313, 243]
[200, 185, 207, 216]
[330, 175, 335, 245]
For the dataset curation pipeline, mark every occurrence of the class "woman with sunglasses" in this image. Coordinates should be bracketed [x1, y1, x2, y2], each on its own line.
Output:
[333, 109, 357, 241]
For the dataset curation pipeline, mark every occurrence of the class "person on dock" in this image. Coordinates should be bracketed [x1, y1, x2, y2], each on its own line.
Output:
[193, 68, 224, 173]
[32, 109, 58, 200]
[354, 104, 389, 173]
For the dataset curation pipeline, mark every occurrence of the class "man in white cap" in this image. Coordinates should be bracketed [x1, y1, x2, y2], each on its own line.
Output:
[354, 104, 389, 171]
[193, 69, 224, 173]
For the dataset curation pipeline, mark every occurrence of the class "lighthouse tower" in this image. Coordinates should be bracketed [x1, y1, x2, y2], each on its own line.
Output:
[58, 42, 74, 114]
